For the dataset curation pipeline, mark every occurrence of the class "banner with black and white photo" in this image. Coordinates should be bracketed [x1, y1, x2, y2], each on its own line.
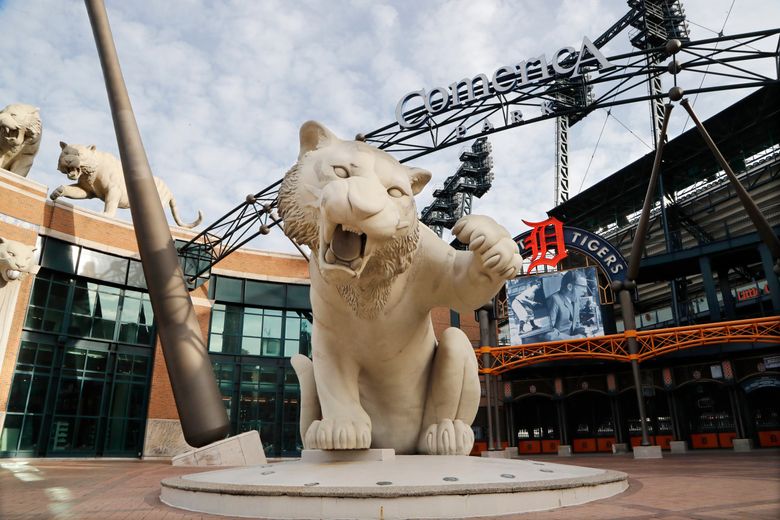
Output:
[506, 266, 604, 345]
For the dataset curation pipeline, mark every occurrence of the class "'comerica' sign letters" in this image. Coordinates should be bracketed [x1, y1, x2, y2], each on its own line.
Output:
[395, 37, 614, 129]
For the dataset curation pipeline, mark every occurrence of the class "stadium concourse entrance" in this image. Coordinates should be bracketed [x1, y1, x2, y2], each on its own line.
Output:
[505, 358, 780, 454]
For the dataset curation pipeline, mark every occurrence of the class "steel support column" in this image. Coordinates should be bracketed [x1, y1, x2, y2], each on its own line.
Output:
[85, 0, 229, 447]
[554, 115, 569, 206]
[478, 307, 494, 450]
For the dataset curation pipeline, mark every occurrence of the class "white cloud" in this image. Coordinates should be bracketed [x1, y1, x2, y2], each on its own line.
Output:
[1, 0, 777, 255]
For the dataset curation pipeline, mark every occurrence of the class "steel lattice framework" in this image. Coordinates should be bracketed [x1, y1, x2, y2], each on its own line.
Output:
[476, 316, 780, 375]
[177, 28, 780, 284]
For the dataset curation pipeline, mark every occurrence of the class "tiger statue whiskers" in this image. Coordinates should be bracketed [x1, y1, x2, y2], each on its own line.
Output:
[0, 103, 42, 177]
[51, 142, 203, 228]
[279, 121, 521, 455]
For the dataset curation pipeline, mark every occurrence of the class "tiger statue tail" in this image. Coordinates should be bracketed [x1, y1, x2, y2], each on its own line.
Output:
[168, 199, 203, 229]
[290, 354, 321, 445]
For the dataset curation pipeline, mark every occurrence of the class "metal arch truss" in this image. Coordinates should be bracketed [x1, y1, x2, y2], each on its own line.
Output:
[362, 29, 780, 164]
[177, 179, 285, 288]
[476, 316, 780, 375]
[177, 29, 780, 285]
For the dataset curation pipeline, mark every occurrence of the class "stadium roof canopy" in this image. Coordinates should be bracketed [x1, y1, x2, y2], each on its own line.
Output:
[549, 84, 780, 231]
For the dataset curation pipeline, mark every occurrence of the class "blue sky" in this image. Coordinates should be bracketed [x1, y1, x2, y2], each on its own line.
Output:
[2, 0, 777, 254]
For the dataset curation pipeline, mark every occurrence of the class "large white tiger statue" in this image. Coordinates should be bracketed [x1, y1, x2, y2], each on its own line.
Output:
[280, 122, 521, 455]
[51, 142, 203, 228]
[0, 103, 42, 177]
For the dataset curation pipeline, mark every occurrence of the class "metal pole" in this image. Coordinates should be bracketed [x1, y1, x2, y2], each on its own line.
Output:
[680, 98, 780, 261]
[613, 102, 674, 447]
[85, 0, 229, 447]
[478, 307, 494, 450]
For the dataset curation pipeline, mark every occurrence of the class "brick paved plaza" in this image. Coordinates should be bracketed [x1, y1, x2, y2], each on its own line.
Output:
[1, 451, 778, 519]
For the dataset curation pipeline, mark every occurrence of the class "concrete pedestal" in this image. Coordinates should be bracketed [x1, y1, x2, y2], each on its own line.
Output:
[481, 449, 509, 458]
[557, 445, 572, 457]
[504, 446, 519, 458]
[611, 443, 628, 454]
[632, 445, 663, 459]
[171, 431, 266, 467]
[669, 441, 688, 454]
[161, 455, 628, 519]
[732, 438, 753, 452]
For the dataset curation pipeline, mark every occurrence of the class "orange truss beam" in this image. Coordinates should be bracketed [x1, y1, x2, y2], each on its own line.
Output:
[477, 316, 780, 375]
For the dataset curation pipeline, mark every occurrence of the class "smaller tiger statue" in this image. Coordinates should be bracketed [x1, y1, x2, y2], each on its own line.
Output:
[0, 237, 37, 283]
[0, 103, 42, 177]
[51, 142, 203, 228]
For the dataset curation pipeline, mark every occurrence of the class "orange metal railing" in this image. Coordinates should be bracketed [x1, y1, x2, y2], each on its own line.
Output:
[477, 316, 780, 374]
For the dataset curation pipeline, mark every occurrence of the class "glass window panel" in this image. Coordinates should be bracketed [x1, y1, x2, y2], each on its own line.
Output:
[123, 420, 143, 453]
[91, 318, 115, 340]
[63, 349, 86, 370]
[260, 367, 277, 385]
[210, 310, 225, 334]
[68, 315, 92, 337]
[42, 309, 65, 332]
[26, 374, 50, 414]
[6, 375, 31, 413]
[139, 300, 154, 324]
[242, 313, 263, 337]
[30, 279, 50, 306]
[241, 337, 261, 356]
[79, 380, 104, 416]
[242, 366, 260, 383]
[74, 418, 98, 451]
[284, 317, 300, 339]
[244, 280, 285, 307]
[49, 281, 71, 308]
[223, 306, 243, 335]
[103, 417, 125, 452]
[56, 379, 80, 414]
[70, 286, 94, 316]
[209, 334, 224, 353]
[17, 342, 36, 366]
[265, 309, 283, 317]
[136, 323, 154, 346]
[128, 385, 146, 418]
[215, 277, 243, 303]
[77, 249, 128, 284]
[262, 316, 282, 338]
[262, 338, 281, 357]
[284, 340, 300, 358]
[132, 356, 149, 377]
[0, 414, 23, 452]
[257, 392, 276, 422]
[18, 414, 43, 452]
[24, 307, 44, 330]
[286, 284, 311, 310]
[41, 239, 79, 274]
[284, 368, 299, 386]
[108, 382, 131, 418]
[97, 293, 120, 320]
[118, 323, 139, 343]
[126, 260, 147, 289]
[49, 417, 75, 451]
[116, 354, 133, 375]
[36, 345, 54, 367]
[222, 335, 241, 355]
[85, 351, 108, 373]
[120, 297, 141, 323]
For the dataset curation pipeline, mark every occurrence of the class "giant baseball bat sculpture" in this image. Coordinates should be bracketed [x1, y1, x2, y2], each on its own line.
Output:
[85, 0, 230, 447]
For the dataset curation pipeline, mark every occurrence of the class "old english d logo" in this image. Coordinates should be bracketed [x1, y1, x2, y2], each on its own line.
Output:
[522, 217, 567, 273]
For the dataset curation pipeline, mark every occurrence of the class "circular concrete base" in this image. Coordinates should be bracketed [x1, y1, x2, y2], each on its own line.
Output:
[161, 455, 628, 519]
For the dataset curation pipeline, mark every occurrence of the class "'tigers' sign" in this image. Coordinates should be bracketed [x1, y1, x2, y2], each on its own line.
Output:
[395, 37, 615, 129]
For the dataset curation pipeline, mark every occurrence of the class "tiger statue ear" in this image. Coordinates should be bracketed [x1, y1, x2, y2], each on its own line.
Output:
[408, 167, 431, 195]
[59, 141, 68, 149]
[298, 121, 338, 160]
